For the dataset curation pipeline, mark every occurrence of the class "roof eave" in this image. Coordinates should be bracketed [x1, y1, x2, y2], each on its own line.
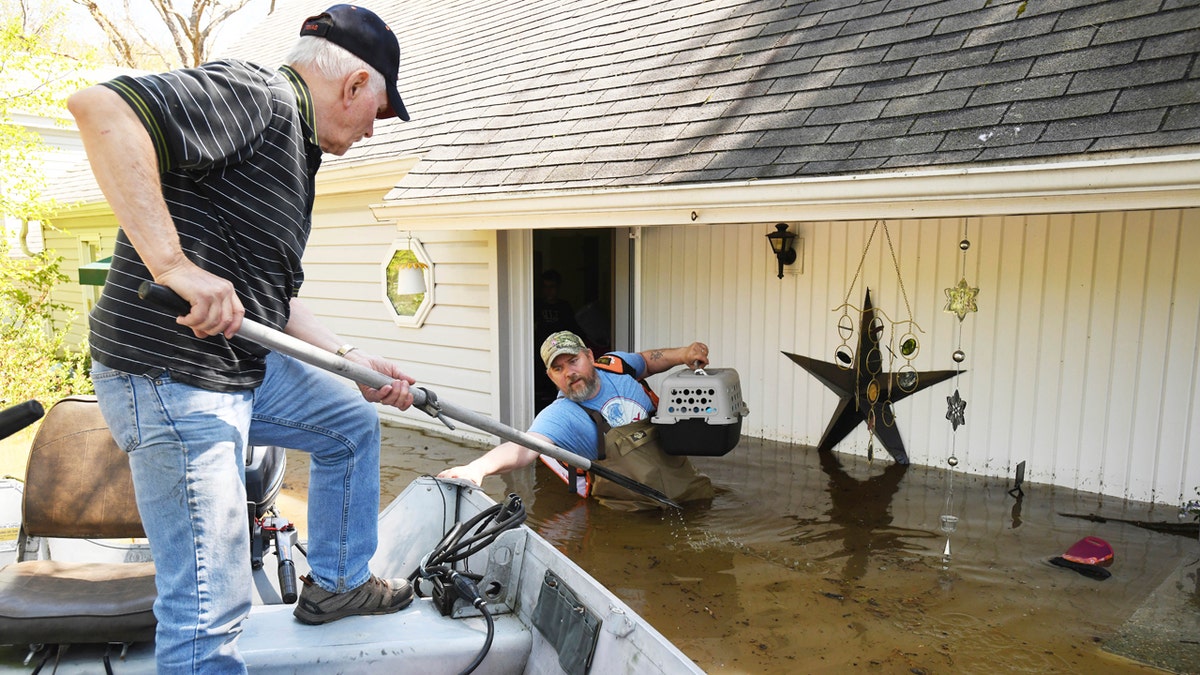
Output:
[316, 154, 421, 196]
[371, 151, 1200, 230]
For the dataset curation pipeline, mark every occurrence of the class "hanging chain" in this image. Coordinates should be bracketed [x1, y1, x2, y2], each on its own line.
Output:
[941, 217, 975, 565]
[882, 223, 914, 323]
[842, 221, 880, 308]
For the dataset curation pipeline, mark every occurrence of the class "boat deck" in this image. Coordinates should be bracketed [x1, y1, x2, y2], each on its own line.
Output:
[3, 599, 530, 674]
[244, 600, 531, 674]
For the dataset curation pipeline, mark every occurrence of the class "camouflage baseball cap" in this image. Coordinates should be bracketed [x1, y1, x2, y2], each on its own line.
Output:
[540, 331, 587, 368]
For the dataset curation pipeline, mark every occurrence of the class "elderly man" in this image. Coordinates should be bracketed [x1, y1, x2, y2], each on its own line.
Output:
[68, 6, 416, 673]
[441, 331, 715, 509]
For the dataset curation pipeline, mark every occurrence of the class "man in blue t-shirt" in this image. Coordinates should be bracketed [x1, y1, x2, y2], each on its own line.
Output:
[439, 330, 710, 497]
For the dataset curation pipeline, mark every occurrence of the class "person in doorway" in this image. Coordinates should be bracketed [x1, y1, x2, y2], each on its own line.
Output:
[534, 269, 582, 341]
[534, 269, 585, 410]
[440, 331, 715, 510]
[573, 284, 611, 354]
[68, 6, 416, 673]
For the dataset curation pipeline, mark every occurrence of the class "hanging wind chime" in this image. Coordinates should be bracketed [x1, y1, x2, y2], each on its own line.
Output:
[785, 221, 957, 463]
[940, 221, 980, 564]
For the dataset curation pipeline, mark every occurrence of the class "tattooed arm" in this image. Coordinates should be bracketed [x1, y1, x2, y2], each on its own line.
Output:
[638, 342, 709, 376]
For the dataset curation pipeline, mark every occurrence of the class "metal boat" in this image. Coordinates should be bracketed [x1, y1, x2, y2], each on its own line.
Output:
[0, 470, 701, 674]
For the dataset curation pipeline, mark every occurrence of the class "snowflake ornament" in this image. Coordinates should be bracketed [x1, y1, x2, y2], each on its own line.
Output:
[946, 389, 967, 430]
[944, 278, 980, 321]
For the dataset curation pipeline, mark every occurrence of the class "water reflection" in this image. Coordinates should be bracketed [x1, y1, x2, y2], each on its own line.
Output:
[781, 450, 928, 582]
[1011, 493, 1024, 529]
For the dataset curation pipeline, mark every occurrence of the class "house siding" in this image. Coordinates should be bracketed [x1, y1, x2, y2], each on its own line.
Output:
[42, 218, 115, 348]
[271, 209, 502, 430]
[638, 208, 1200, 504]
[39, 198, 1200, 505]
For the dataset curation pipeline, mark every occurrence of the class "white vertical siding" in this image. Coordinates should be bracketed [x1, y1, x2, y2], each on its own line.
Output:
[639, 209, 1200, 505]
[1162, 218, 1200, 502]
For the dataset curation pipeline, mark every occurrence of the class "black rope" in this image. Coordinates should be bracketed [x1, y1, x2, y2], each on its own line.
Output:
[458, 601, 494, 675]
[411, 492, 526, 585]
[409, 491, 526, 675]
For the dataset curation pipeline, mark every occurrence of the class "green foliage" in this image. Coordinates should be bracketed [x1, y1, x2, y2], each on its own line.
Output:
[984, 0, 1030, 17]
[0, 6, 95, 409]
[0, 6, 94, 222]
[0, 239, 93, 408]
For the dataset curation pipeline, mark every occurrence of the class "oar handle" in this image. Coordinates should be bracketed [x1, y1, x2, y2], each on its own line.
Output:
[137, 280, 424, 399]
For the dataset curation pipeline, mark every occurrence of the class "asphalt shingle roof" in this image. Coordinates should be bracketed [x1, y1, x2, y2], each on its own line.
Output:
[231, 0, 1200, 200]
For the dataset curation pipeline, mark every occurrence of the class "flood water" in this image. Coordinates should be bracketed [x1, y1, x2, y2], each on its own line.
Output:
[340, 423, 1195, 674]
[3, 421, 1196, 673]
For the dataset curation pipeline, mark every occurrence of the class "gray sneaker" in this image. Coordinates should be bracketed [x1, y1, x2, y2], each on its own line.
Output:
[293, 574, 414, 625]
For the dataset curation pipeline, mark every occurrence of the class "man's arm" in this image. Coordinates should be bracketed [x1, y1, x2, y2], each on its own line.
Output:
[68, 85, 243, 340]
[437, 435, 547, 486]
[285, 298, 415, 410]
[638, 342, 709, 377]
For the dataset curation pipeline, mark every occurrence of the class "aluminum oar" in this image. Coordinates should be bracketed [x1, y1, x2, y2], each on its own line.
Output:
[138, 282, 680, 509]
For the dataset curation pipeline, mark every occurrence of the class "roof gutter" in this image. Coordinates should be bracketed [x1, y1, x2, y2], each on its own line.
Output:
[317, 155, 420, 196]
[370, 152, 1200, 230]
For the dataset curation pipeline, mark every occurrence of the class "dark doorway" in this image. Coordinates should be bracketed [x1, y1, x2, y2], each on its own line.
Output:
[532, 229, 615, 412]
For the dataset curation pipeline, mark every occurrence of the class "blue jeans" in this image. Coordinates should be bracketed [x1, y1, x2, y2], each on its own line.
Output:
[92, 351, 382, 674]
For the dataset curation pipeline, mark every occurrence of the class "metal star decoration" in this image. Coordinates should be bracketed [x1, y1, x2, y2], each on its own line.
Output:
[944, 277, 979, 321]
[946, 389, 966, 430]
[784, 289, 960, 464]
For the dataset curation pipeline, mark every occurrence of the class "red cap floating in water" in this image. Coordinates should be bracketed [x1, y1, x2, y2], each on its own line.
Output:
[1062, 536, 1114, 566]
[1050, 536, 1114, 580]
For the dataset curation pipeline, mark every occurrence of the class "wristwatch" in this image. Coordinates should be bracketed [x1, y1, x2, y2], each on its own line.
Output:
[336, 344, 358, 357]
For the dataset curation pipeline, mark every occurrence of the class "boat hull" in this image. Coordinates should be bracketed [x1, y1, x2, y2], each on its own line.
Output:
[0, 477, 701, 674]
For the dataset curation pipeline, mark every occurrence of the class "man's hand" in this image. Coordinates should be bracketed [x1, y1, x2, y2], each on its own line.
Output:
[346, 351, 416, 410]
[437, 464, 486, 486]
[155, 266, 245, 340]
[436, 440, 542, 485]
[683, 342, 709, 370]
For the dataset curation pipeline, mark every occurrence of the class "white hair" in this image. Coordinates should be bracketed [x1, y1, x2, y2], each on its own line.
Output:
[286, 36, 385, 97]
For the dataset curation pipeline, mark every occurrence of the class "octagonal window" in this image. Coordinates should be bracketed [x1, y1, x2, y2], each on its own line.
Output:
[383, 236, 433, 327]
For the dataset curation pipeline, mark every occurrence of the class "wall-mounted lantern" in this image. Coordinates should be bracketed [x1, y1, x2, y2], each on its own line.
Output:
[766, 223, 798, 279]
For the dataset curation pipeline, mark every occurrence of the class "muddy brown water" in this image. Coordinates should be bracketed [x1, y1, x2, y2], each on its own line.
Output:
[353, 424, 1195, 674]
[3, 422, 1196, 673]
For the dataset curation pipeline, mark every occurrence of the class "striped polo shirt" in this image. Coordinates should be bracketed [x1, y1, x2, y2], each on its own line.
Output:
[88, 60, 323, 392]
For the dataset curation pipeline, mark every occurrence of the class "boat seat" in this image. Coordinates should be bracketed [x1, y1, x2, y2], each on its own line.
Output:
[0, 396, 157, 646]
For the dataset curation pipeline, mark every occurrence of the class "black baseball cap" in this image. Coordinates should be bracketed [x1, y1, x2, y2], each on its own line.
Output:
[300, 5, 410, 121]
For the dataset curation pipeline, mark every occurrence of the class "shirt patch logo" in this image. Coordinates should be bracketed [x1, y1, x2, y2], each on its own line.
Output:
[601, 397, 648, 427]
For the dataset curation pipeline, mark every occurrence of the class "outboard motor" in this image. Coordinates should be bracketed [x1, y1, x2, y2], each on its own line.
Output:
[245, 445, 299, 603]
[246, 445, 286, 518]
